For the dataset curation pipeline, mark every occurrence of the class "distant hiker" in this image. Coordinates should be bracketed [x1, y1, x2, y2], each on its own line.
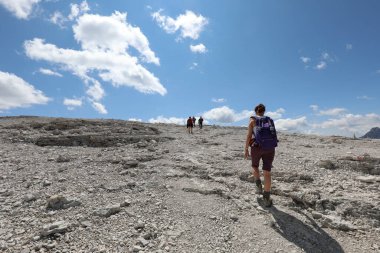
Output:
[192, 116, 196, 127]
[198, 116, 204, 129]
[187, 116, 193, 134]
[245, 103, 278, 207]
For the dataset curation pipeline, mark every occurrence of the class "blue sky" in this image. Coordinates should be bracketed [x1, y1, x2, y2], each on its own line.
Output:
[0, 0, 379, 136]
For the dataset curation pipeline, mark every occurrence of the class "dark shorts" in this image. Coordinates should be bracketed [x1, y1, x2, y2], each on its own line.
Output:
[187, 124, 193, 128]
[251, 146, 275, 171]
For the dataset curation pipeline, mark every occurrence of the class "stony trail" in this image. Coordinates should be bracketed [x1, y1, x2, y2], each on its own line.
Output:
[0, 116, 379, 252]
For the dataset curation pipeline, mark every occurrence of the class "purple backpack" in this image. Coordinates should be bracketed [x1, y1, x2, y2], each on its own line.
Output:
[252, 116, 278, 150]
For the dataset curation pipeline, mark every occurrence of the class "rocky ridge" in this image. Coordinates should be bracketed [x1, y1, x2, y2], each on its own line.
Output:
[362, 127, 380, 139]
[0, 116, 379, 252]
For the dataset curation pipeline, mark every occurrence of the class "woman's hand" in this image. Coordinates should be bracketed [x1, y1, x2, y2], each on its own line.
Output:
[244, 148, 249, 159]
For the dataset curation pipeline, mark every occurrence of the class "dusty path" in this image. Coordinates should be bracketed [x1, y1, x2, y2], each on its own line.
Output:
[0, 117, 379, 252]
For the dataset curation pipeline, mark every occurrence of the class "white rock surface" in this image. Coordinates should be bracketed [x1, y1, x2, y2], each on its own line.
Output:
[0, 116, 379, 252]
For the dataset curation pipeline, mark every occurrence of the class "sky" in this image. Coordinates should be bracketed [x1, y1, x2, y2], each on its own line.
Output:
[0, 0, 379, 137]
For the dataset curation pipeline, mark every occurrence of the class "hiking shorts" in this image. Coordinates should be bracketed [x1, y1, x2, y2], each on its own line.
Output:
[187, 123, 193, 128]
[251, 146, 275, 171]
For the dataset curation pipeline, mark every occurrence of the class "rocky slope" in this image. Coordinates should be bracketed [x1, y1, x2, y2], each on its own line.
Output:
[362, 127, 380, 139]
[0, 116, 379, 253]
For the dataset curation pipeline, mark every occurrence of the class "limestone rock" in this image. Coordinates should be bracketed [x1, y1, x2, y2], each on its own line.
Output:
[93, 205, 121, 217]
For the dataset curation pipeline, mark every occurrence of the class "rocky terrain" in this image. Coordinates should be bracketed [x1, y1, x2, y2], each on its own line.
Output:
[362, 127, 380, 139]
[0, 116, 379, 253]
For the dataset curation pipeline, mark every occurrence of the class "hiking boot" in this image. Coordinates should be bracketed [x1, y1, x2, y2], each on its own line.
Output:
[255, 182, 263, 194]
[255, 179, 263, 194]
[262, 191, 272, 207]
[263, 197, 273, 207]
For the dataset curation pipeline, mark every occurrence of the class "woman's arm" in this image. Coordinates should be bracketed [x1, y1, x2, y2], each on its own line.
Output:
[244, 119, 254, 159]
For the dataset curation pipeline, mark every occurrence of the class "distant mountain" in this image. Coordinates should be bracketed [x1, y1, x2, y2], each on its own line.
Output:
[362, 127, 380, 139]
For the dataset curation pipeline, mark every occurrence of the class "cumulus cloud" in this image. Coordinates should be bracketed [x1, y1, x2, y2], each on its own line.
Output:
[0, 0, 41, 19]
[152, 10, 208, 40]
[300, 56, 311, 63]
[85, 81, 105, 101]
[50, 11, 66, 28]
[212, 98, 226, 103]
[24, 11, 166, 114]
[202, 106, 251, 123]
[91, 101, 107, 114]
[275, 117, 309, 131]
[39, 68, 62, 77]
[50, 1, 90, 28]
[315, 61, 327, 70]
[346, 44, 353, 50]
[63, 97, 82, 110]
[316, 113, 380, 136]
[190, 43, 207, 53]
[68, 0, 89, 21]
[73, 12, 159, 64]
[0, 71, 50, 111]
[148, 116, 186, 125]
[318, 108, 347, 116]
[266, 108, 285, 119]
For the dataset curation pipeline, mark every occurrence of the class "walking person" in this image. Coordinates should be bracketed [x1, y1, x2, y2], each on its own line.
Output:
[187, 116, 193, 134]
[198, 116, 204, 129]
[192, 116, 196, 128]
[244, 104, 278, 207]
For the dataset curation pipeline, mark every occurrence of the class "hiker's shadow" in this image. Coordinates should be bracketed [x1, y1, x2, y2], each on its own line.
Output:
[259, 202, 344, 253]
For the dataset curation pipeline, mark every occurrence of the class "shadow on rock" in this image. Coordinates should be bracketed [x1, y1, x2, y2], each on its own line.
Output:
[261, 203, 344, 253]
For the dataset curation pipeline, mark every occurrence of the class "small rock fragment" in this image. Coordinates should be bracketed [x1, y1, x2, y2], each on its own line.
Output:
[93, 205, 121, 217]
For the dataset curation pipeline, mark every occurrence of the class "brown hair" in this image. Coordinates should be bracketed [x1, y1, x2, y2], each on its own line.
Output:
[254, 103, 266, 114]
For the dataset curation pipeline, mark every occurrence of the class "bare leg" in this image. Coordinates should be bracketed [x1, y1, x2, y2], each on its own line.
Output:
[252, 166, 260, 180]
[263, 170, 271, 192]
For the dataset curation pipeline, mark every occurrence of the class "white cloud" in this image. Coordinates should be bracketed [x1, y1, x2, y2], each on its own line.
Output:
[212, 98, 226, 103]
[316, 113, 380, 136]
[315, 61, 327, 70]
[148, 116, 186, 125]
[0, 0, 40, 19]
[0, 71, 50, 110]
[128, 118, 142, 122]
[319, 108, 347, 116]
[266, 108, 285, 119]
[152, 10, 208, 40]
[50, 11, 66, 28]
[357, 95, 373, 100]
[275, 117, 309, 131]
[310, 104, 319, 112]
[91, 101, 107, 114]
[202, 106, 251, 123]
[300, 56, 311, 63]
[63, 97, 82, 110]
[190, 43, 207, 53]
[24, 12, 167, 114]
[39, 68, 62, 77]
[73, 11, 159, 64]
[346, 44, 353, 50]
[86, 81, 105, 101]
[376, 69, 380, 74]
[68, 1, 90, 21]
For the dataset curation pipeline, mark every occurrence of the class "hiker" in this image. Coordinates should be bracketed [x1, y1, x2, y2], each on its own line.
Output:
[244, 104, 278, 207]
[198, 116, 204, 129]
[187, 116, 193, 134]
[192, 116, 196, 127]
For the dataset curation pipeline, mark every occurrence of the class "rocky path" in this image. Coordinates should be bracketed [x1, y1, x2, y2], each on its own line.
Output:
[0, 117, 379, 252]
